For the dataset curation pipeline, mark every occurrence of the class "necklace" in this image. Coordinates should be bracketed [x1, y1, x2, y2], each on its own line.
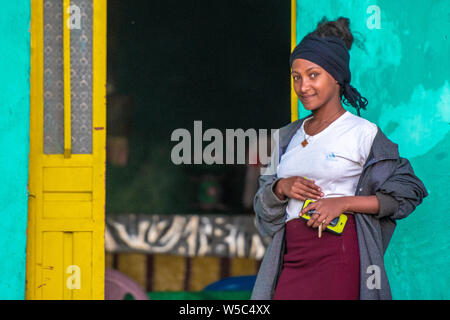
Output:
[301, 108, 346, 147]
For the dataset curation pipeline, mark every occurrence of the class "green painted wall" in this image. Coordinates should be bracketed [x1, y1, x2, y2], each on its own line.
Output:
[296, 0, 449, 299]
[0, 1, 30, 299]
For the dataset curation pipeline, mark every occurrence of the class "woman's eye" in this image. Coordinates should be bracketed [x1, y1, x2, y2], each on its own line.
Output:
[310, 72, 319, 78]
[293, 75, 300, 81]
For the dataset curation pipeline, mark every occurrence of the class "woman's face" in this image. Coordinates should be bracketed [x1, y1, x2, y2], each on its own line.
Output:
[291, 58, 340, 111]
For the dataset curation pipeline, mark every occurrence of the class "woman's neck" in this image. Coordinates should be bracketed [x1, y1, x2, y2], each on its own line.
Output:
[310, 100, 345, 123]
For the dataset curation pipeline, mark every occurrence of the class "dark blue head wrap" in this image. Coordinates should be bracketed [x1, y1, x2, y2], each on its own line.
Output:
[290, 33, 368, 116]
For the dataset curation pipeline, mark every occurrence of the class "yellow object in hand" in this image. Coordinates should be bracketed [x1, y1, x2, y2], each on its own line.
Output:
[300, 199, 348, 236]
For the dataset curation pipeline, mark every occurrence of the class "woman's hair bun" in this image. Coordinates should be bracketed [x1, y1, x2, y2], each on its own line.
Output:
[313, 16, 354, 50]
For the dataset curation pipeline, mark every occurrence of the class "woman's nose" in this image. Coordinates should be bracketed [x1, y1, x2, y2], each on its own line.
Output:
[300, 79, 312, 94]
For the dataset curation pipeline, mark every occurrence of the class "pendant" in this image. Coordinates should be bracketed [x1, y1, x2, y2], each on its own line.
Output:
[301, 139, 308, 147]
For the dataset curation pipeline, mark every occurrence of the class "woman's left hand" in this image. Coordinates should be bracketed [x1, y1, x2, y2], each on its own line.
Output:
[300, 197, 348, 230]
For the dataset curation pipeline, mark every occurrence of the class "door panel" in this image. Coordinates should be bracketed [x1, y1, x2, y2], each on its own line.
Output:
[27, 0, 106, 300]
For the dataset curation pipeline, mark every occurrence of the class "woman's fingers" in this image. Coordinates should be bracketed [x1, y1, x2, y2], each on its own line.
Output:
[313, 216, 326, 228]
[290, 187, 318, 201]
[301, 178, 322, 191]
[289, 187, 311, 200]
[306, 213, 320, 227]
[299, 187, 322, 200]
[293, 184, 322, 199]
[298, 179, 324, 197]
[291, 193, 306, 201]
[284, 176, 326, 202]
[307, 191, 322, 200]
[284, 177, 324, 201]
[303, 207, 331, 233]
[321, 218, 329, 230]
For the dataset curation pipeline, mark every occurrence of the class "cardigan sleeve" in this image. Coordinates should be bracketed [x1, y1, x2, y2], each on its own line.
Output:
[253, 175, 288, 238]
[253, 130, 289, 238]
[374, 157, 428, 220]
[375, 191, 399, 218]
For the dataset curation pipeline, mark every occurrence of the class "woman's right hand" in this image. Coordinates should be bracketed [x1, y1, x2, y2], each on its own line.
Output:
[273, 177, 324, 201]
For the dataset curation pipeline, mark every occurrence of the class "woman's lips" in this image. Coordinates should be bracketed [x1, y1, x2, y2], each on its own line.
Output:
[301, 94, 316, 102]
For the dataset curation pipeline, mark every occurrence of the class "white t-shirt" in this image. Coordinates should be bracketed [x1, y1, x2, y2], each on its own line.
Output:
[276, 111, 378, 223]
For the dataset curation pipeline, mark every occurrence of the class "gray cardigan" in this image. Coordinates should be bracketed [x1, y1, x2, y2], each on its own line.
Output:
[251, 115, 428, 300]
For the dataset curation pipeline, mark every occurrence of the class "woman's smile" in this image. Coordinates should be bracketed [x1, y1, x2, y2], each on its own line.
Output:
[301, 94, 317, 102]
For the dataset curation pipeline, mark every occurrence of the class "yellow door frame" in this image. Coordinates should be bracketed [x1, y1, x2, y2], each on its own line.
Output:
[26, 0, 106, 299]
[291, 0, 298, 122]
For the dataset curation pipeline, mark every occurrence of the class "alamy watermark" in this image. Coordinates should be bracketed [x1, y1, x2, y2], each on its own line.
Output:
[366, 265, 381, 290]
[66, 265, 81, 290]
[366, 5, 381, 29]
[66, 4, 82, 30]
[170, 121, 279, 175]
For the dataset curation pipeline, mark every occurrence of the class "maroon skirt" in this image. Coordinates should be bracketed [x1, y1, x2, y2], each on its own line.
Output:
[273, 214, 360, 300]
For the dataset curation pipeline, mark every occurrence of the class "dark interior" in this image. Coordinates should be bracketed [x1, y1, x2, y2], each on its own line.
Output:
[106, 0, 291, 215]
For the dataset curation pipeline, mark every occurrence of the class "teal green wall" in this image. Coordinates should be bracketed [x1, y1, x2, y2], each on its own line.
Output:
[296, 0, 449, 299]
[0, 1, 30, 299]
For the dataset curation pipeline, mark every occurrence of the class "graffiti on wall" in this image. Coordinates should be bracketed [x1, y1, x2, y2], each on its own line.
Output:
[105, 214, 270, 259]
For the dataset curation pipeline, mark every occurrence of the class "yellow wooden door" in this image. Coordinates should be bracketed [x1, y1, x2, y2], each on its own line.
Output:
[26, 0, 106, 299]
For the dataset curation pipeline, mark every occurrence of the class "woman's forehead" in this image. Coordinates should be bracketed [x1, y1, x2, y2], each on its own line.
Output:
[291, 59, 323, 73]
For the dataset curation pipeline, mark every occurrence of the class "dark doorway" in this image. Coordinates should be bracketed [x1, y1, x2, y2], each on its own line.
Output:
[106, 0, 291, 215]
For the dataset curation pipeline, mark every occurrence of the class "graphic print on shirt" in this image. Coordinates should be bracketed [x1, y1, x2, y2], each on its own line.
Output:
[326, 152, 338, 161]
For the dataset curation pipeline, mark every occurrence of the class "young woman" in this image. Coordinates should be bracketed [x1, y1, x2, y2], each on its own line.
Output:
[251, 17, 428, 300]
